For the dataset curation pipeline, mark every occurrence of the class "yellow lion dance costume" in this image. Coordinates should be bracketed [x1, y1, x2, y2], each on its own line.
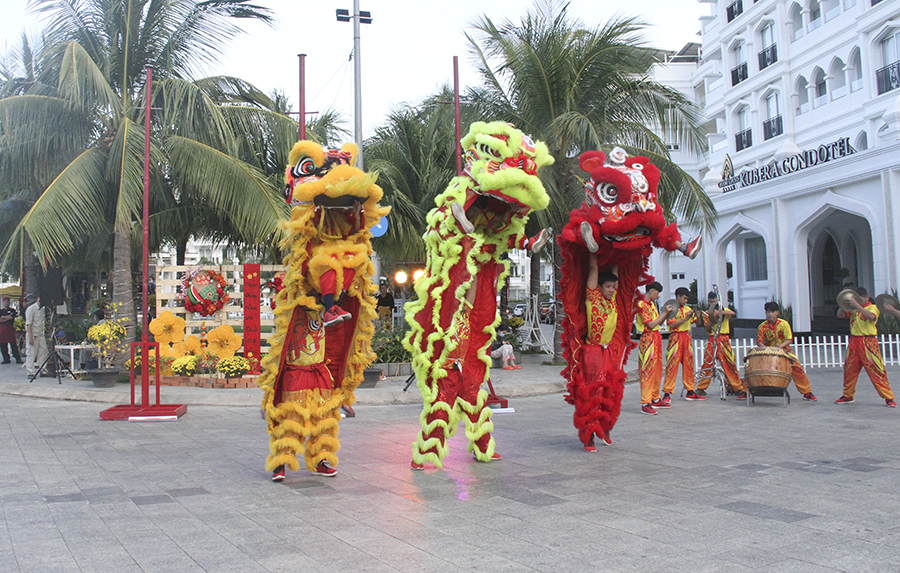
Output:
[257, 141, 389, 480]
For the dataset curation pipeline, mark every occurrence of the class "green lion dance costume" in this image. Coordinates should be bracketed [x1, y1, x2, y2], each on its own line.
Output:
[404, 122, 553, 470]
[258, 141, 389, 481]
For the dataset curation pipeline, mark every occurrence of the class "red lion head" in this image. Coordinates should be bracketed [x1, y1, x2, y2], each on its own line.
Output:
[578, 147, 668, 252]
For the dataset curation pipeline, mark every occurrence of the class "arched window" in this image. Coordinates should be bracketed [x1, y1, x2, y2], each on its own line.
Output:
[764, 92, 783, 139]
[812, 68, 827, 106]
[796, 76, 810, 114]
[849, 48, 863, 92]
[735, 106, 752, 151]
[759, 22, 777, 70]
[855, 130, 868, 151]
[744, 236, 767, 282]
[822, 0, 840, 22]
[731, 42, 749, 85]
[877, 29, 900, 95]
[789, 3, 804, 41]
[808, 0, 823, 31]
[828, 58, 847, 99]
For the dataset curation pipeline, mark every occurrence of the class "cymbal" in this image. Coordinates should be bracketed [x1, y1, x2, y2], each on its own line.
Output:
[660, 299, 678, 315]
[836, 288, 862, 312]
[875, 293, 900, 315]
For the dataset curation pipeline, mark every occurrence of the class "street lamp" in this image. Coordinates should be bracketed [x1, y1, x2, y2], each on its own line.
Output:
[336, 2, 372, 169]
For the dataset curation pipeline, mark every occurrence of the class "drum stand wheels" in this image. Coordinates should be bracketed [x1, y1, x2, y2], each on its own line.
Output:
[746, 386, 790, 407]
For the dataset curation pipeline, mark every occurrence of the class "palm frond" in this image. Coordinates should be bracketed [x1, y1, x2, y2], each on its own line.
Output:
[9, 146, 110, 265]
[163, 134, 289, 243]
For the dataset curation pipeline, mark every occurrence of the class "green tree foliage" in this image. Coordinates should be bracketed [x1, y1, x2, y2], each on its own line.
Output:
[0, 0, 292, 344]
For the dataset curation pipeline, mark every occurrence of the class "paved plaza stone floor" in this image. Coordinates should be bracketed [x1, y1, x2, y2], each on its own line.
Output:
[1, 361, 900, 572]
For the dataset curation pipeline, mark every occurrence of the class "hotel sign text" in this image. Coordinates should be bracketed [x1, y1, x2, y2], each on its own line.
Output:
[719, 137, 856, 192]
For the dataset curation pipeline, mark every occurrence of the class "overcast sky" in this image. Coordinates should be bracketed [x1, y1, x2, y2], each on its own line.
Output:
[1, 0, 707, 138]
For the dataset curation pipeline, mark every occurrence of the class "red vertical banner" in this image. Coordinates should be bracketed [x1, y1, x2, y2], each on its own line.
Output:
[242, 264, 262, 373]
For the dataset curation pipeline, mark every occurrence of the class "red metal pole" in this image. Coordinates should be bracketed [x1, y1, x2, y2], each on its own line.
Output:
[298, 54, 306, 140]
[453, 56, 461, 176]
[141, 66, 152, 407]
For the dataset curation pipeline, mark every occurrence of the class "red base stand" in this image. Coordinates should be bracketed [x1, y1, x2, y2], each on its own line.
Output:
[100, 342, 187, 421]
[484, 378, 508, 409]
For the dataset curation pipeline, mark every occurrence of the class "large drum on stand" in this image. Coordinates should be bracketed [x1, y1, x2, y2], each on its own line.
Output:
[743, 346, 792, 406]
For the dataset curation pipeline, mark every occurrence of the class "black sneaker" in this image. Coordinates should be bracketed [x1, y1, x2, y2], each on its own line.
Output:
[695, 388, 707, 397]
[271, 466, 285, 482]
[685, 391, 706, 401]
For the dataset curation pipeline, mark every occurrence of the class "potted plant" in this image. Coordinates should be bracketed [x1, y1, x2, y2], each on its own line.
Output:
[85, 303, 128, 387]
[217, 356, 251, 379]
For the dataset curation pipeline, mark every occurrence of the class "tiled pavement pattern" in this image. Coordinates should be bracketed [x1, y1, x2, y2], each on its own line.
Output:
[1, 364, 900, 572]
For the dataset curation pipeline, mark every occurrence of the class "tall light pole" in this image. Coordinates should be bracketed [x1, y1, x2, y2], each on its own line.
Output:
[336, 2, 372, 168]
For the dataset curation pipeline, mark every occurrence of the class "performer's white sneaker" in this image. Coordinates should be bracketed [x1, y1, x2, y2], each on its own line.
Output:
[580, 221, 598, 253]
[450, 201, 474, 234]
[528, 229, 550, 253]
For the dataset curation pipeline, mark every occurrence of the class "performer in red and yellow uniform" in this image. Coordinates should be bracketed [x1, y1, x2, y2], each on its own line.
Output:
[664, 287, 700, 400]
[635, 282, 672, 414]
[756, 301, 817, 400]
[696, 291, 745, 398]
[835, 288, 896, 406]
[575, 260, 621, 452]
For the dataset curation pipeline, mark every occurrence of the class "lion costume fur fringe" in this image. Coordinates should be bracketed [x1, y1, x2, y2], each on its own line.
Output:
[403, 122, 553, 468]
[258, 141, 389, 473]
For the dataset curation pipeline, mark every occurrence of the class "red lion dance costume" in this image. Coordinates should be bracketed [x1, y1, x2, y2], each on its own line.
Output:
[404, 122, 553, 470]
[258, 141, 389, 481]
[559, 147, 691, 450]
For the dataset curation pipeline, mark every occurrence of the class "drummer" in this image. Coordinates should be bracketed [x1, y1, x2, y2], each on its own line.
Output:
[835, 288, 896, 407]
[696, 291, 746, 400]
[756, 302, 818, 402]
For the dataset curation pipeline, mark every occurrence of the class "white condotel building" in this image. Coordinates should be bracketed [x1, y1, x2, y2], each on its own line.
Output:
[656, 0, 900, 332]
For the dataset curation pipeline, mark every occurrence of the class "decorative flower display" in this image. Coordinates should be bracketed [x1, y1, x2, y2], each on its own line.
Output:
[217, 356, 251, 378]
[173, 335, 202, 357]
[171, 355, 199, 376]
[206, 324, 242, 358]
[149, 311, 186, 345]
[180, 269, 229, 316]
[265, 273, 285, 310]
[126, 354, 175, 376]
[87, 304, 128, 369]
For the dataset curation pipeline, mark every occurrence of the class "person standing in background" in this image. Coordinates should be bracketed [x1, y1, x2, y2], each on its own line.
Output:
[0, 296, 23, 364]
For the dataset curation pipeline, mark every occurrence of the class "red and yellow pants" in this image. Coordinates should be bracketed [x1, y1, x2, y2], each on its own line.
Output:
[843, 336, 894, 400]
[639, 331, 663, 404]
[664, 331, 694, 393]
[778, 347, 813, 394]
[697, 335, 743, 392]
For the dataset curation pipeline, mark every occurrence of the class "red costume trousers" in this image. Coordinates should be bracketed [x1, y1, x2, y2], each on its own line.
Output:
[696, 335, 743, 392]
[843, 336, 894, 400]
[416, 367, 492, 458]
[319, 268, 356, 297]
[664, 331, 695, 393]
[572, 344, 624, 446]
[638, 331, 663, 404]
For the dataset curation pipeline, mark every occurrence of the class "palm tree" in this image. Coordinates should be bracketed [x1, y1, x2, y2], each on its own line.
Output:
[0, 0, 291, 347]
[365, 87, 489, 266]
[466, 0, 717, 359]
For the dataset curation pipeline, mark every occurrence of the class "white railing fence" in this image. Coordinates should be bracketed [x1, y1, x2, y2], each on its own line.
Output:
[693, 334, 900, 370]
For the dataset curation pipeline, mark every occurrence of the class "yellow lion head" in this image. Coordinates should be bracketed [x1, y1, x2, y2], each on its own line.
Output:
[284, 141, 384, 209]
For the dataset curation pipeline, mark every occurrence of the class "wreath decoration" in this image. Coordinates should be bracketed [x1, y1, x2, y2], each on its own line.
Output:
[180, 269, 229, 316]
[265, 273, 285, 310]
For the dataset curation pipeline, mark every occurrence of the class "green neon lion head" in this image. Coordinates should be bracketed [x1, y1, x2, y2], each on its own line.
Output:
[456, 122, 553, 225]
